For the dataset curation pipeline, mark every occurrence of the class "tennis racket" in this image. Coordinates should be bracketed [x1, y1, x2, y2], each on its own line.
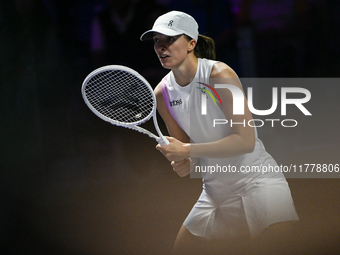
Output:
[81, 65, 169, 145]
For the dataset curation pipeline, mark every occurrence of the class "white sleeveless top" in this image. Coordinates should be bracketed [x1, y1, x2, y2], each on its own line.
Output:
[160, 58, 299, 239]
[161, 58, 282, 194]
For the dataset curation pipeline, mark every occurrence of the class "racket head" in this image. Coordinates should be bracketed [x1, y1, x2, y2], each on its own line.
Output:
[81, 65, 156, 127]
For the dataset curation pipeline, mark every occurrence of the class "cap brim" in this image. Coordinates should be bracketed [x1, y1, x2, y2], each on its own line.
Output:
[140, 27, 183, 41]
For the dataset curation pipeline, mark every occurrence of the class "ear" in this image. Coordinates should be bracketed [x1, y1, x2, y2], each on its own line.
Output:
[187, 39, 197, 53]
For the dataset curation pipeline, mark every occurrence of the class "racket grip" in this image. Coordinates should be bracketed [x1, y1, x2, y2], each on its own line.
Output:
[158, 137, 169, 146]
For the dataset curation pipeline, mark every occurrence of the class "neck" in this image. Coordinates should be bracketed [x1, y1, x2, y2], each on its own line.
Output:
[172, 55, 198, 87]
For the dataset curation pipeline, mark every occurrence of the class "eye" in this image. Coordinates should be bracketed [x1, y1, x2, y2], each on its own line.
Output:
[168, 37, 174, 42]
[153, 38, 159, 43]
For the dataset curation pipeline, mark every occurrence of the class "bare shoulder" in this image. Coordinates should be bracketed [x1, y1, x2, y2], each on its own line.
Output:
[210, 62, 243, 90]
[210, 62, 238, 79]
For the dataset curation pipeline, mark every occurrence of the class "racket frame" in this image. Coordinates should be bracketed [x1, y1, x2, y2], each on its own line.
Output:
[81, 65, 169, 145]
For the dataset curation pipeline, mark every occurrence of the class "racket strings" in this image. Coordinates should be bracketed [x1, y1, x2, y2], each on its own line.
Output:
[84, 70, 154, 124]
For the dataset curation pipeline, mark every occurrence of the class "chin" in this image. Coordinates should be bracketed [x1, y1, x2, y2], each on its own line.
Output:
[160, 62, 172, 70]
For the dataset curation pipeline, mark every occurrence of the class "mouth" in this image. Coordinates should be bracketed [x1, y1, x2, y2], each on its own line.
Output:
[159, 54, 169, 61]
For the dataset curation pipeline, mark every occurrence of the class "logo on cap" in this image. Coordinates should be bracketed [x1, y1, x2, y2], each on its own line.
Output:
[168, 20, 173, 26]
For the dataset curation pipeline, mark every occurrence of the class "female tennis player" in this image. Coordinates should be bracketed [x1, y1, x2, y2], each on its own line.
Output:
[140, 11, 299, 254]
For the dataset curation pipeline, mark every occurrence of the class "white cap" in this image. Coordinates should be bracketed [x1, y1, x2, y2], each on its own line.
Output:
[140, 11, 199, 41]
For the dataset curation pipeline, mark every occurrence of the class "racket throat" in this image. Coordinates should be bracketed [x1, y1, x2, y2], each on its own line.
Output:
[153, 116, 169, 145]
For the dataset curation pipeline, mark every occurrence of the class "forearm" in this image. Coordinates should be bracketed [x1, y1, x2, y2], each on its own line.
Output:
[189, 134, 255, 159]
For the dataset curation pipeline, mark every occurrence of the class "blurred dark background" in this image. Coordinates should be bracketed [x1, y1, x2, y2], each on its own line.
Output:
[0, 0, 339, 254]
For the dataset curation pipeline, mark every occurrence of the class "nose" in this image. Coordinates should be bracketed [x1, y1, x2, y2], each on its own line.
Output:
[159, 45, 166, 53]
[155, 41, 166, 53]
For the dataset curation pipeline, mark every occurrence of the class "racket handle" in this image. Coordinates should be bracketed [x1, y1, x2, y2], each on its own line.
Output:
[158, 137, 169, 146]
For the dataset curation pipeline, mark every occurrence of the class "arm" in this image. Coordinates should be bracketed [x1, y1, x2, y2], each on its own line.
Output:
[154, 82, 190, 143]
[154, 83, 195, 177]
[190, 62, 255, 158]
[156, 62, 255, 161]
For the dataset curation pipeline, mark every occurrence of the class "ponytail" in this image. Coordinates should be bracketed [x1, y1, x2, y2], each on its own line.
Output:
[185, 34, 216, 60]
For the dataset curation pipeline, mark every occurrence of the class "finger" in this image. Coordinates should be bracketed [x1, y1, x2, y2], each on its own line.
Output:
[171, 159, 185, 167]
[164, 136, 172, 141]
[172, 162, 185, 171]
[175, 168, 190, 177]
[172, 162, 190, 177]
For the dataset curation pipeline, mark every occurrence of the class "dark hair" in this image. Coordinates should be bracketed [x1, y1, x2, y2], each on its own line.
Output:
[185, 34, 216, 60]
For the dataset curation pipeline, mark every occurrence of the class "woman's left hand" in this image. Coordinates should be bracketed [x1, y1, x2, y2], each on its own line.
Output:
[171, 158, 193, 177]
[156, 136, 189, 162]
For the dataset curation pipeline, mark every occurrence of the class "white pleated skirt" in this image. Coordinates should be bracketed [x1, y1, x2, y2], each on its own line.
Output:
[183, 177, 299, 240]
